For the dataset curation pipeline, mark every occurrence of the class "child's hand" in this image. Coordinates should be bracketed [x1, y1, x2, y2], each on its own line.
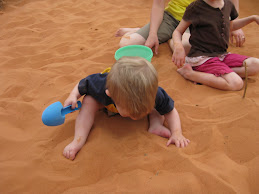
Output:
[166, 131, 190, 148]
[145, 34, 159, 55]
[230, 29, 245, 47]
[172, 43, 186, 68]
[64, 95, 78, 109]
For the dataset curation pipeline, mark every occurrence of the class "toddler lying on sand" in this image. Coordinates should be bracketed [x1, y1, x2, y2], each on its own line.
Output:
[63, 56, 190, 160]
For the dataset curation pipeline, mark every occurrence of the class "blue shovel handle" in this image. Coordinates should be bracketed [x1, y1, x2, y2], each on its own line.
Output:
[61, 101, 82, 116]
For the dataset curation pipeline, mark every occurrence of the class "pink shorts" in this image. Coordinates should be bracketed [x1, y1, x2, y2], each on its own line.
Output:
[192, 54, 248, 77]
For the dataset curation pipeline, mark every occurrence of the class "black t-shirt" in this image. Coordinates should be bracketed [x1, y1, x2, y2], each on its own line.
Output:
[78, 73, 175, 115]
[183, 0, 238, 57]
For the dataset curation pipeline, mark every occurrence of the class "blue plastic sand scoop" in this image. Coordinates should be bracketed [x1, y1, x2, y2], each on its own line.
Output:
[42, 101, 82, 126]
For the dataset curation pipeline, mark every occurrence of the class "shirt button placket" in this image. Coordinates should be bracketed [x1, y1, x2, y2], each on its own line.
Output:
[221, 11, 225, 38]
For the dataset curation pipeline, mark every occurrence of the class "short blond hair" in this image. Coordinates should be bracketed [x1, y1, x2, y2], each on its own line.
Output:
[106, 56, 158, 118]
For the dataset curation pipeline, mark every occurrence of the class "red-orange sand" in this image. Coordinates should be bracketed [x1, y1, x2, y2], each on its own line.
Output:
[0, 0, 258, 193]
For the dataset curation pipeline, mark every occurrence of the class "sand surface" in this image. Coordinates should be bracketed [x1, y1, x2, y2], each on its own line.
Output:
[0, 0, 259, 193]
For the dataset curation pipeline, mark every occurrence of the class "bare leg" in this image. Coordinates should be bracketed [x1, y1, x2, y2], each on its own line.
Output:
[63, 96, 102, 160]
[169, 31, 191, 54]
[232, 57, 259, 78]
[115, 28, 140, 37]
[116, 28, 146, 48]
[177, 64, 244, 91]
[148, 109, 171, 138]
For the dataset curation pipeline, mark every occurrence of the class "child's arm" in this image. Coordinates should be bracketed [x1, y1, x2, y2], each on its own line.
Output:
[172, 19, 191, 68]
[229, 0, 245, 47]
[64, 83, 82, 109]
[164, 108, 190, 148]
[145, 0, 165, 54]
[231, 15, 259, 31]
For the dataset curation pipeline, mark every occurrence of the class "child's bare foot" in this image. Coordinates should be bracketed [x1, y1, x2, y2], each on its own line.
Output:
[63, 139, 85, 160]
[115, 28, 140, 37]
[148, 125, 171, 138]
[177, 64, 193, 79]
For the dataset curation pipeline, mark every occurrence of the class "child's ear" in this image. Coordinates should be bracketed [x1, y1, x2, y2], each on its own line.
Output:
[105, 89, 111, 97]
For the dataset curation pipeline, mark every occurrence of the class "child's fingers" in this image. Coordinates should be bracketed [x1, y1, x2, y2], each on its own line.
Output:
[166, 139, 171, 146]
[175, 140, 180, 148]
[175, 59, 179, 67]
[64, 98, 75, 106]
[166, 139, 174, 147]
[63, 101, 70, 107]
[179, 139, 186, 148]
[172, 56, 178, 66]
[180, 58, 185, 67]
[64, 100, 73, 108]
[167, 138, 190, 147]
[235, 36, 240, 47]
[71, 101, 77, 109]
[180, 140, 185, 148]
[178, 139, 190, 148]
[63, 149, 69, 159]
[184, 139, 190, 147]
[177, 59, 184, 68]
[236, 35, 244, 47]
[155, 43, 159, 55]
[173, 57, 184, 68]
[67, 150, 71, 159]
[172, 54, 177, 61]
[64, 99, 77, 109]
[241, 36, 246, 46]
[230, 35, 233, 44]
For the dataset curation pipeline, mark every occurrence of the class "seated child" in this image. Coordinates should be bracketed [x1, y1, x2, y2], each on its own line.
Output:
[172, 0, 259, 91]
[63, 56, 190, 160]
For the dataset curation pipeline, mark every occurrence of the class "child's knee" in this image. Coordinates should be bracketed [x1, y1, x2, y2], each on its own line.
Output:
[244, 57, 259, 75]
[244, 57, 259, 65]
[119, 38, 130, 48]
[119, 33, 145, 48]
[224, 72, 244, 91]
[229, 78, 244, 91]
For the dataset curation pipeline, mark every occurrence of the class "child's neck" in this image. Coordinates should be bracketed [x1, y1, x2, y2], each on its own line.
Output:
[203, 0, 224, 9]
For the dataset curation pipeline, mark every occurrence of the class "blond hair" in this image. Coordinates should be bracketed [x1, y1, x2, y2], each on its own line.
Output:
[106, 56, 158, 118]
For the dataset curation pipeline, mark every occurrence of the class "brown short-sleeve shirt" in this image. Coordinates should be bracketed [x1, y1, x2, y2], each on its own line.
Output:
[183, 0, 238, 57]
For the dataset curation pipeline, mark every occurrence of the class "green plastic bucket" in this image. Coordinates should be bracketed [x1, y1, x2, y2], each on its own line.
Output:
[114, 45, 153, 62]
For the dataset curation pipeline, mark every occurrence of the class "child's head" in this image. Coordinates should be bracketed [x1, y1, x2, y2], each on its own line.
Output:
[106, 56, 158, 120]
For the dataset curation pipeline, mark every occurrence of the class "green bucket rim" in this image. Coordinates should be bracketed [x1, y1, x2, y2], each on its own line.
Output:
[114, 45, 153, 62]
